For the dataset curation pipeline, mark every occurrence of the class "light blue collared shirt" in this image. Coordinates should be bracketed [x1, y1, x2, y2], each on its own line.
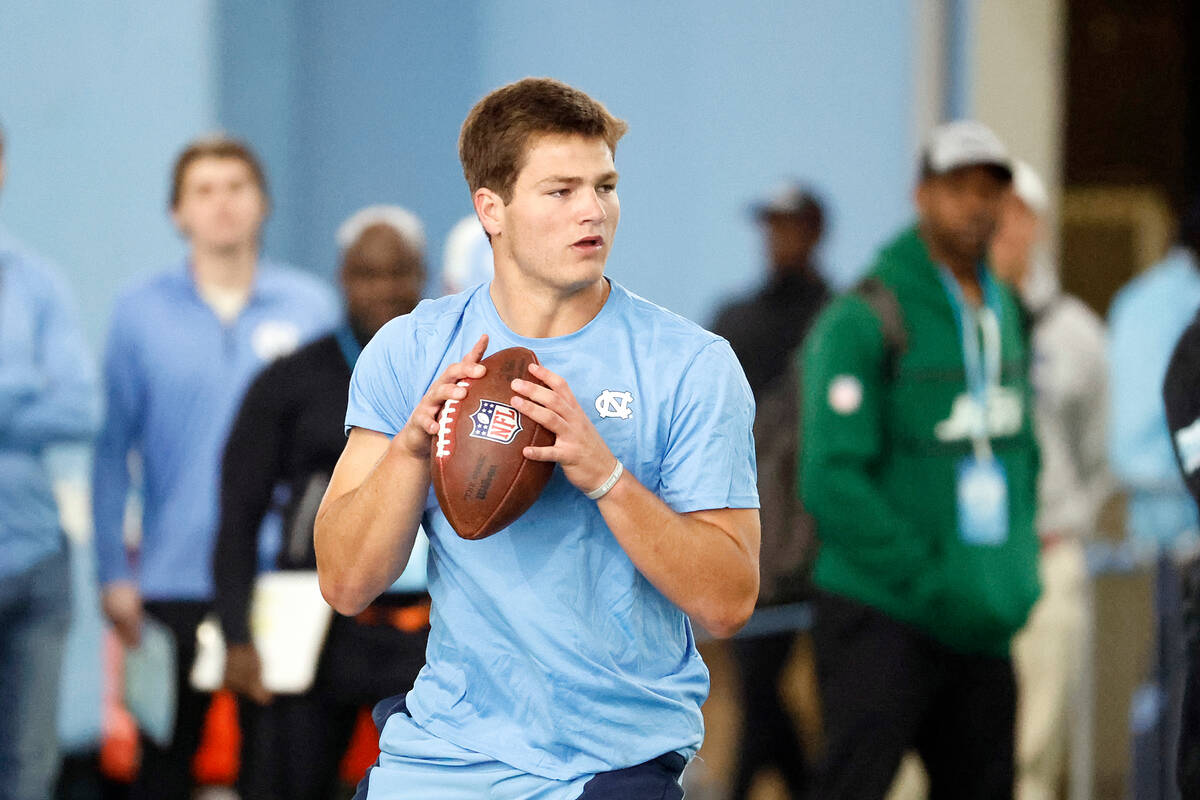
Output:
[92, 261, 338, 600]
[1108, 247, 1200, 544]
[0, 225, 99, 581]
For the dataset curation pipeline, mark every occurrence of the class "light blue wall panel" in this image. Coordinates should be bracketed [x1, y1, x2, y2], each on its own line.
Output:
[0, 0, 218, 349]
[475, 0, 918, 321]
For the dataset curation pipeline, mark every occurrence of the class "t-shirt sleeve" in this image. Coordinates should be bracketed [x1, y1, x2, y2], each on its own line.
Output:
[345, 317, 416, 437]
[657, 339, 759, 512]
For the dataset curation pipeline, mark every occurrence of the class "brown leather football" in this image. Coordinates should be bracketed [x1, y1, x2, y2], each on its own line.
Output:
[431, 346, 556, 539]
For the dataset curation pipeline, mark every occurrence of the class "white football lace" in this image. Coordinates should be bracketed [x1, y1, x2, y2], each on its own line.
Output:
[435, 380, 471, 458]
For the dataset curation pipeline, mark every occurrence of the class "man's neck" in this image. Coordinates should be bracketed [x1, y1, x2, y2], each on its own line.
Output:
[190, 242, 258, 293]
[920, 227, 983, 306]
[489, 272, 610, 339]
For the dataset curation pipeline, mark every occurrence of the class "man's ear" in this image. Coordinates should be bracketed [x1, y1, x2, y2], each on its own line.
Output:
[913, 181, 930, 217]
[170, 208, 188, 237]
[474, 188, 504, 239]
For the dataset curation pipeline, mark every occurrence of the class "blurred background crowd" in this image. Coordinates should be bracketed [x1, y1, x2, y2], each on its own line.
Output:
[2, 2, 1200, 800]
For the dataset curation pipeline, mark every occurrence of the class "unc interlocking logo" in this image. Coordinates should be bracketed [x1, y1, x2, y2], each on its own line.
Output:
[469, 400, 523, 444]
[595, 390, 634, 420]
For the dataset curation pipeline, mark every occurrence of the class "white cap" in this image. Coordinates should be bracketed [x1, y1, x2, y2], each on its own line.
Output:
[441, 215, 494, 295]
[1011, 159, 1049, 216]
[923, 120, 1012, 180]
[336, 205, 425, 253]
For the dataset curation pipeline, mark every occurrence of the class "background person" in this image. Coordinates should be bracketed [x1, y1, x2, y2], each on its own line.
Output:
[1108, 194, 1200, 800]
[0, 120, 100, 800]
[709, 180, 831, 800]
[91, 135, 338, 799]
[801, 120, 1040, 800]
[440, 214, 494, 295]
[213, 205, 431, 800]
[315, 77, 760, 800]
[990, 160, 1111, 800]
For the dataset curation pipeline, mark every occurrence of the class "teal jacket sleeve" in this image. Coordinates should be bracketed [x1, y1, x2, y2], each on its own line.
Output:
[799, 296, 929, 587]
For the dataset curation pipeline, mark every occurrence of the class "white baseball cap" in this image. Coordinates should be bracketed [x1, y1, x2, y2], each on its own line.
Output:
[922, 120, 1013, 181]
[336, 205, 426, 253]
[441, 215, 494, 295]
[1010, 159, 1049, 215]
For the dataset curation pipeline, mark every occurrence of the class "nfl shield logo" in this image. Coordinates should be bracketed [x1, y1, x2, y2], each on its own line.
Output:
[468, 400, 523, 445]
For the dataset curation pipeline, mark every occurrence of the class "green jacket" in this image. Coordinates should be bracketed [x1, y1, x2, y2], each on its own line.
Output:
[800, 225, 1040, 656]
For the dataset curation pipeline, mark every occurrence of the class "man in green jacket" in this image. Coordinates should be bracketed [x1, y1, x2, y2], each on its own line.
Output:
[800, 120, 1040, 800]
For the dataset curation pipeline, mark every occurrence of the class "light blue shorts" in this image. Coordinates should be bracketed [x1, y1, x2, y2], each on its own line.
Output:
[361, 709, 593, 800]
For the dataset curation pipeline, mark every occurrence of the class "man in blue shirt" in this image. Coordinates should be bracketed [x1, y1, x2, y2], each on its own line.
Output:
[1109, 195, 1200, 800]
[92, 136, 337, 799]
[0, 122, 100, 800]
[315, 78, 761, 800]
[1109, 200, 1200, 550]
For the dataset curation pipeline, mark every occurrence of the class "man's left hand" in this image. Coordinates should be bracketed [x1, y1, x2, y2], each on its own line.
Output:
[510, 363, 618, 495]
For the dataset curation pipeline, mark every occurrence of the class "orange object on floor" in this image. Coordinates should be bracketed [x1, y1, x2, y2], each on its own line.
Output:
[340, 707, 381, 785]
[193, 690, 240, 785]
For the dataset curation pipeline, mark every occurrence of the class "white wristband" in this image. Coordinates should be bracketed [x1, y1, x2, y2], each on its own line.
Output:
[585, 459, 624, 500]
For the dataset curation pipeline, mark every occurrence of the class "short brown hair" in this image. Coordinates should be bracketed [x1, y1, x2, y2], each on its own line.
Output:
[459, 77, 628, 203]
[170, 134, 268, 209]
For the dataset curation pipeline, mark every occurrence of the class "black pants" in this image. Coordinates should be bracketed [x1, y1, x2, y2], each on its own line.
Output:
[729, 632, 807, 798]
[807, 592, 1016, 800]
[240, 610, 429, 800]
[237, 691, 359, 800]
[574, 752, 685, 799]
[1178, 554, 1200, 798]
[131, 601, 212, 800]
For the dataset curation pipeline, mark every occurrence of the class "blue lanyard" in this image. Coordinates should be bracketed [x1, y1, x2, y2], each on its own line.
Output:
[334, 323, 363, 371]
[937, 265, 1004, 459]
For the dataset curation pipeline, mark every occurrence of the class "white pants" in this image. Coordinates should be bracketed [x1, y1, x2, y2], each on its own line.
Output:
[1013, 539, 1088, 800]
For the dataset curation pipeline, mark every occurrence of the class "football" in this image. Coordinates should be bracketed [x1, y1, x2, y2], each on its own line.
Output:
[431, 346, 556, 539]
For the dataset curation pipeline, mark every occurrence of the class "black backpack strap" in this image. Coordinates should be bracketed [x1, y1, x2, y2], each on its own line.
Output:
[853, 276, 908, 374]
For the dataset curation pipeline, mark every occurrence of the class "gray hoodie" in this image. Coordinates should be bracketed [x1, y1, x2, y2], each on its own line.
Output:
[1025, 252, 1113, 540]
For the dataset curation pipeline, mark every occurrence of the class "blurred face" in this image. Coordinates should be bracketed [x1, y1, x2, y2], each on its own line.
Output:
[763, 212, 822, 272]
[479, 133, 619, 294]
[989, 192, 1040, 288]
[171, 156, 267, 252]
[340, 224, 425, 338]
[915, 165, 1008, 267]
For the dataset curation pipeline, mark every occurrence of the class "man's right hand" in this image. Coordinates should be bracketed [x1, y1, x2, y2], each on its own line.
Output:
[224, 643, 273, 705]
[393, 333, 489, 459]
[101, 581, 143, 648]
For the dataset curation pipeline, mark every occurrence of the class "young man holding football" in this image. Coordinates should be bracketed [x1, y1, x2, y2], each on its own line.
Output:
[314, 77, 760, 799]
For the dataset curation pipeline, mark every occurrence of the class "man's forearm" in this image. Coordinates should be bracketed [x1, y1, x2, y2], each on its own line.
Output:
[315, 439, 430, 614]
[596, 472, 759, 639]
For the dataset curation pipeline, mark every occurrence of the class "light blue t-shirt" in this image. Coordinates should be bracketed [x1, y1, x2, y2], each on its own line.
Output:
[1108, 247, 1200, 545]
[346, 280, 757, 781]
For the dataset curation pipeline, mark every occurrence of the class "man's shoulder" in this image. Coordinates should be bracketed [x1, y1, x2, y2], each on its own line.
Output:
[615, 282, 721, 346]
[709, 289, 761, 333]
[274, 331, 340, 371]
[1041, 294, 1105, 344]
[358, 289, 479, 370]
[812, 285, 891, 337]
[250, 332, 340, 393]
[112, 269, 187, 316]
[256, 261, 335, 306]
[1110, 249, 1200, 319]
[377, 287, 478, 344]
[0, 228, 74, 297]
